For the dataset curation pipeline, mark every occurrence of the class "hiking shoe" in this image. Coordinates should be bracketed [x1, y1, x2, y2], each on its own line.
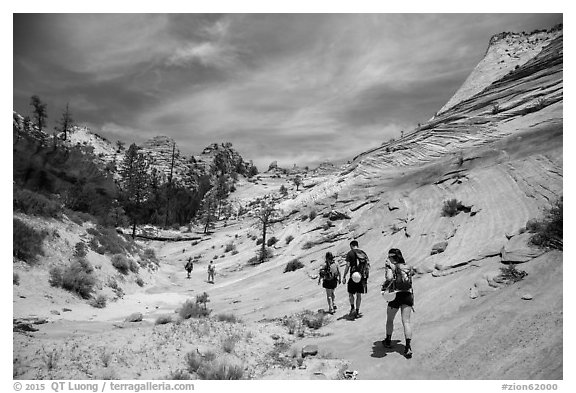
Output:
[355, 310, 363, 318]
[383, 339, 392, 348]
[333, 304, 337, 310]
[349, 307, 356, 318]
[404, 347, 413, 359]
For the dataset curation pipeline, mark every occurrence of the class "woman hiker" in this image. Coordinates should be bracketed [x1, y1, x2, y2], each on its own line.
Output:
[382, 248, 416, 358]
[318, 252, 341, 314]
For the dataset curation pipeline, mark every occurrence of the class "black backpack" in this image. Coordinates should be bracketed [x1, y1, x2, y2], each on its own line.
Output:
[393, 264, 412, 291]
[353, 249, 370, 280]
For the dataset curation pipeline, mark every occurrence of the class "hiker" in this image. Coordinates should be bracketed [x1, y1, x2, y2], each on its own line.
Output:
[207, 261, 215, 283]
[185, 257, 194, 279]
[342, 240, 370, 319]
[318, 252, 341, 314]
[381, 248, 416, 358]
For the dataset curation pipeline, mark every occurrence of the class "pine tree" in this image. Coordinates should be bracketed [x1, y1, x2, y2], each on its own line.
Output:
[30, 95, 48, 132]
[293, 175, 302, 191]
[254, 200, 279, 263]
[199, 191, 218, 234]
[119, 144, 150, 238]
[57, 103, 74, 140]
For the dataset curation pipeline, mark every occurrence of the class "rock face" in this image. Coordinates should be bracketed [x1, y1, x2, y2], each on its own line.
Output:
[501, 233, 546, 263]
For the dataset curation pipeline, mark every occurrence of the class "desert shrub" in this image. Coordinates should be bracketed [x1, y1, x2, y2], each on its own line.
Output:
[256, 238, 263, 245]
[285, 235, 294, 244]
[267, 236, 278, 247]
[535, 97, 547, 110]
[87, 225, 136, 255]
[309, 210, 317, 220]
[491, 103, 500, 114]
[90, 294, 107, 308]
[76, 257, 94, 274]
[155, 315, 173, 325]
[250, 235, 257, 241]
[527, 198, 563, 250]
[300, 214, 309, 221]
[232, 250, 239, 255]
[301, 310, 326, 329]
[13, 218, 48, 264]
[111, 254, 130, 275]
[74, 242, 88, 258]
[497, 264, 528, 284]
[284, 318, 297, 334]
[225, 243, 236, 253]
[168, 369, 190, 380]
[13, 272, 20, 285]
[197, 358, 244, 380]
[13, 187, 61, 218]
[302, 241, 314, 250]
[50, 260, 96, 299]
[441, 199, 466, 217]
[247, 256, 259, 265]
[222, 335, 239, 353]
[216, 313, 241, 323]
[258, 247, 273, 262]
[179, 298, 211, 319]
[185, 351, 203, 373]
[135, 277, 145, 287]
[284, 259, 304, 273]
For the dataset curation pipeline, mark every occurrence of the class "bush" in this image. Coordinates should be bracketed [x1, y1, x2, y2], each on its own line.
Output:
[302, 241, 314, 250]
[497, 264, 528, 284]
[50, 260, 96, 299]
[300, 214, 309, 221]
[301, 310, 326, 329]
[441, 199, 467, 217]
[222, 335, 238, 353]
[74, 242, 87, 258]
[528, 198, 563, 250]
[111, 254, 130, 275]
[135, 277, 145, 287]
[232, 250, 239, 255]
[247, 256, 259, 265]
[225, 243, 236, 253]
[216, 313, 241, 323]
[179, 299, 211, 319]
[155, 315, 173, 325]
[168, 369, 190, 380]
[185, 351, 203, 373]
[491, 103, 500, 114]
[66, 209, 95, 226]
[309, 210, 317, 220]
[13, 187, 61, 218]
[13, 218, 48, 264]
[285, 235, 294, 245]
[256, 238, 263, 245]
[87, 225, 137, 255]
[90, 294, 107, 308]
[197, 358, 244, 380]
[267, 236, 278, 247]
[284, 259, 304, 273]
[13, 272, 20, 286]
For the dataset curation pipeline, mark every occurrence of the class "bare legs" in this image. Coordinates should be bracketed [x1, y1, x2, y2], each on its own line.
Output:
[325, 289, 336, 312]
[386, 305, 412, 342]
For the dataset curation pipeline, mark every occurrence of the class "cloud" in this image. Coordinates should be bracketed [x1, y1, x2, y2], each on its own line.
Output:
[167, 41, 238, 69]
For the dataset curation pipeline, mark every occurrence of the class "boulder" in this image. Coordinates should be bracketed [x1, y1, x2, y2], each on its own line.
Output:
[50, 310, 61, 315]
[271, 334, 280, 340]
[328, 211, 350, 221]
[431, 241, 448, 255]
[301, 344, 319, 358]
[310, 372, 327, 380]
[500, 233, 545, 263]
[521, 294, 534, 300]
[124, 312, 143, 323]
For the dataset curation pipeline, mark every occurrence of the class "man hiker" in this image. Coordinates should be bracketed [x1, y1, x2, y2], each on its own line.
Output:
[185, 257, 194, 279]
[382, 248, 415, 358]
[342, 240, 369, 319]
[318, 252, 341, 314]
[207, 261, 215, 283]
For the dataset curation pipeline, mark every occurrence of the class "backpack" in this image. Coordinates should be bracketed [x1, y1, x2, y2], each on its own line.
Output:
[393, 264, 412, 291]
[322, 262, 338, 281]
[353, 249, 370, 280]
[185, 260, 193, 271]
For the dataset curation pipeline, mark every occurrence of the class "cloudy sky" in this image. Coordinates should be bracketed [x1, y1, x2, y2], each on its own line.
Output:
[13, 13, 562, 169]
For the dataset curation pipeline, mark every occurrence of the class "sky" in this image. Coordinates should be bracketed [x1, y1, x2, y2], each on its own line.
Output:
[13, 13, 562, 169]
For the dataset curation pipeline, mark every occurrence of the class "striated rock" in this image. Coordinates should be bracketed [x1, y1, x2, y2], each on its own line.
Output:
[431, 241, 448, 255]
[124, 312, 143, 323]
[501, 233, 545, 263]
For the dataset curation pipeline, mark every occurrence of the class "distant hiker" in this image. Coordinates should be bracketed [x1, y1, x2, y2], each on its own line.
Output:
[342, 240, 370, 319]
[318, 252, 341, 314]
[185, 257, 194, 279]
[207, 261, 215, 283]
[381, 248, 415, 358]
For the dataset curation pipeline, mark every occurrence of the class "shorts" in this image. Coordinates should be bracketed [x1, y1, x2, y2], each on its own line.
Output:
[322, 279, 338, 290]
[388, 291, 414, 309]
[347, 279, 367, 294]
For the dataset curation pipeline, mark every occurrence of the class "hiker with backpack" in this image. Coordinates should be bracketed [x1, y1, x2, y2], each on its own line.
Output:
[381, 248, 415, 358]
[185, 257, 194, 279]
[342, 240, 370, 319]
[207, 261, 215, 283]
[318, 252, 341, 314]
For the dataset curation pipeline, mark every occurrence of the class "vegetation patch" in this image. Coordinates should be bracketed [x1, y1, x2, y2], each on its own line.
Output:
[13, 218, 48, 264]
[155, 315, 173, 325]
[496, 264, 528, 284]
[87, 225, 137, 255]
[527, 198, 562, 250]
[266, 236, 278, 247]
[90, 294, 107, 308]
[284, 259, 304, 273]
[216, 313, 241, 323]
[441, 199, 470, 217]
[49, 260, 96, 299]
[285, 235, 294, 245]
[13, 187, 62, 218]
